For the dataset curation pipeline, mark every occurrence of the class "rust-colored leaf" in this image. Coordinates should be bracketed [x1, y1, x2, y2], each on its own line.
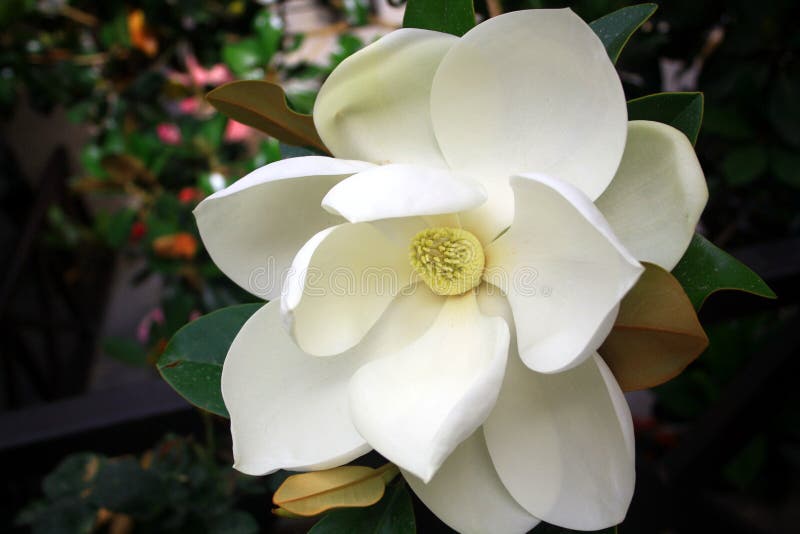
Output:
[272, 463, 399, 517]
[206, 80, 330, 154]
[600, 262, 709, 391]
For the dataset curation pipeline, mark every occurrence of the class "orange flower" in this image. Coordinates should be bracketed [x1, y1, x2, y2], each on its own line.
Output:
[128, 9, 158, 57]
[152, 233, 197, 260]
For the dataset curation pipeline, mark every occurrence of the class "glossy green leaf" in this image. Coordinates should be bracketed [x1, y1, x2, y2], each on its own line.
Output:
[222, 38, 264, 77]
[589, 3, 657, 63]
[206, 80, 329, 153]
[157, 303, 262, 417]
[672, 234, 776, 310]
[309, 481, 416, 534]
[627, 92, 704, 145]
[403, 0, 475, 37]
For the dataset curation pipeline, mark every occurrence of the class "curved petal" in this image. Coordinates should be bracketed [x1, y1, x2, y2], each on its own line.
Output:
[282, 222, 413, 356]
[194, 156, 374, 300]
[403, 430, 540, 534]
[485, 173, 642, 373]
[322, 164, 486, 223]
[314, 28, 457, 167]
[484, 351, 635, 531]
[348, 292, 510, 482]
[596, 120, 709, 270]
[223, 288, 443, 475]
[430, 9, 627, 200]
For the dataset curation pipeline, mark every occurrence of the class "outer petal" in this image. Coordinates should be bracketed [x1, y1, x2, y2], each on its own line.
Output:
[430, 9, 627, 201]
[194, 156, 374, 300]
[348, 292, 510, 482]
[282, 222, 413, 356]
[223, 289, 443, 475]
[485, 173, 643, 373]
[484, 352, 635, 531]
[403, 430, 540, 534]
[314, 29, 457, 167]
[596, 120, 709, 270]
[322, 164, 486, 223]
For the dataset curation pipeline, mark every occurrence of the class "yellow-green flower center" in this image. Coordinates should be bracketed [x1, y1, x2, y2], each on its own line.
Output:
[409, 227, 485, 296]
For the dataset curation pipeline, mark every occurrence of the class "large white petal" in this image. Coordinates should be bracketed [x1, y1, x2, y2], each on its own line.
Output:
[223, 288, 443, 475]
[194, 156, 373, 300]
[485, 173, 642, 373]
[322, 164, 486, 223]
[484, 351, 635, 531]
[314, 29, 457, 167]
[403, 430, 540, 534]
[282, 222, 413, 356]
[430, 9, 627, 201]
[596, 120, 709, 270]
[348, 292, 510, 482]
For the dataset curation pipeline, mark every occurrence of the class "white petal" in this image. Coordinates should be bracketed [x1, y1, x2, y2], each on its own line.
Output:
[282, 222, 413, 356]
[194, 156, 374, 300]
[223, 289, 443, 475]
[458, 180, 515, 245]
[485, 173, 642, 373]
[596, 120, 709, 270]
[403, 430, 540, 534]
[322, 164, 486, 223]
[348, 292, 510, 482]
[430, 9, 627, 200]
[314, 29, 457, 167]
[483, 352, 635, 531]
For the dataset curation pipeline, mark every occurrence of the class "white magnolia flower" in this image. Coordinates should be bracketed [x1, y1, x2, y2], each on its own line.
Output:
[195, 9, 707, 533]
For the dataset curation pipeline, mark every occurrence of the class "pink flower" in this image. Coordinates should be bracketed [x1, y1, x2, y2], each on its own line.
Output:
[157, 123, 182, 145]
[185, 53, 233, 87]
[137, 308, 166, 344]
[178, 97, 201, 115]
[224, 120, 253, 142]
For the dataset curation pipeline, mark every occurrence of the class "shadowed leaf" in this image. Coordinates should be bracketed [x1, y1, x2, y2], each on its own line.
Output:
[627, 92, 704, 144]
[601, 263, 708, 391]
[590, 4, 657, 63]
[309, 481, 416, 534]
[206, 80, 329, 154]
[672, 233, 776, 310]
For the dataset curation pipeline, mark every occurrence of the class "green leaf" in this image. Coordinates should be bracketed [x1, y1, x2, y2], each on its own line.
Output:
[672, 233, 776, 310]
[102, 337, 148, 367]
[589, 3, 657, 63]
[403, 0, 475, 37]
[722, 145, 768, 186]
[96, 208, 137, 249]
[253, 9, 283, 66]
[43, 453, 103, 499]
[309, 481, 416, 534]
[206, 80, 329, 153]
[88, 458, 164, 518]
[157, 303, 263, 417]
[627, 92, 704, 145]
[222, 38, 264, 77]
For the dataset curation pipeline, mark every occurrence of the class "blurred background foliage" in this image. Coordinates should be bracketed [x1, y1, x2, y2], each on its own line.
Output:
[0, 0, 798, 532]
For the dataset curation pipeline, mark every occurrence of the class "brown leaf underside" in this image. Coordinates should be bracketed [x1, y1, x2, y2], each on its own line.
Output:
[206, 80, 330, 154]
[601, 262, 709, 391]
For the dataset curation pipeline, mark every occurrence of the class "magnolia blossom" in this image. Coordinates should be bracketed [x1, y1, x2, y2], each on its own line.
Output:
[195, 9, 707, 533]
